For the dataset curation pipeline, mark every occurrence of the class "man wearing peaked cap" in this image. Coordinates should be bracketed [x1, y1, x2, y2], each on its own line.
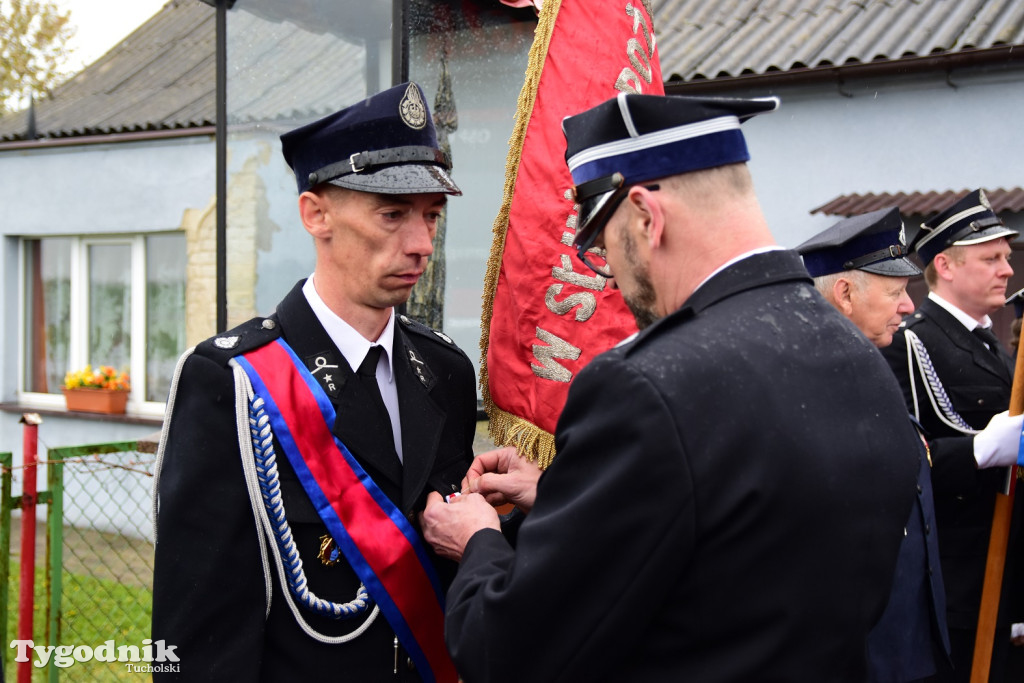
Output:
[798, 206, 920, 347]
[154, 82, 494, 682]
[881, 189, 1023, 682]
[421, 93, 920, 682]
[799, 207, 954, 681]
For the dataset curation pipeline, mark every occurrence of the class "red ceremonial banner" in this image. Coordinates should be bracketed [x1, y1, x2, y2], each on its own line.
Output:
[480, 0, 663, 468]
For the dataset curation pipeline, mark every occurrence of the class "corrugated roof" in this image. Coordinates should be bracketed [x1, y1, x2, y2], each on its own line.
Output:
[3, 0, 1024, 141]
[656, 0, 1024, 82]
[0, 0, 374, 142]
[810, 188, 1024, 216]
[225, 10, 366, 126]
[0, 0, 215, 141]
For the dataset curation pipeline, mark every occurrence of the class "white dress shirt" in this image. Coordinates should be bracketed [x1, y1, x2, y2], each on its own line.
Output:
[303, 276, 403, 463]
[927, 291, 993, 334]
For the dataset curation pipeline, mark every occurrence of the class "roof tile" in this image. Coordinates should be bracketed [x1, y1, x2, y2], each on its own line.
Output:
[2, 0, 1023, 140]
[810, 188, 1024, 216]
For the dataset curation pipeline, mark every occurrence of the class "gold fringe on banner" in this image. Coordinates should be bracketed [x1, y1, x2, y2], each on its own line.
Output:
[477, 0, 562, 467]
[487, 405, 558, 471]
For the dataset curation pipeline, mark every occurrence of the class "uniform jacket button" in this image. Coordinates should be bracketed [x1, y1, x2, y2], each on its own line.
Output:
[406, 656, 416, 671]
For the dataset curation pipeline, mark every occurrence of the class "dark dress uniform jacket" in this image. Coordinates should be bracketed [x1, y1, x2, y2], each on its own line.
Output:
[866, 430, 950, 682]
[881, 297, 1016, 632]
[446, 250, 919, 683]
[152, 280, 477, 681]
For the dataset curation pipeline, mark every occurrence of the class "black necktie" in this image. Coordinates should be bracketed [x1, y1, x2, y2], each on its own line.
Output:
[356, 346, 402, 462]
[974, 326, 1003, 355]
[357, 345, 387, 411]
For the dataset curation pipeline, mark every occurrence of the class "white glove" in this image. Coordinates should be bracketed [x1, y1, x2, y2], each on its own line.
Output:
[973, 411, 1024, 469]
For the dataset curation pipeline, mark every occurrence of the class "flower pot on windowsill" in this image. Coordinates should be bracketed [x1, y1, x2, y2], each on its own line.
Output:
[62, 388, 129, 415]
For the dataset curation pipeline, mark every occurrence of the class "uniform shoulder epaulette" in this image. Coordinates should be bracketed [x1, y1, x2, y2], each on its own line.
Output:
[398, 314, 463, 352]
[902, 311, 927, 329]
[193, 315, 283, 367]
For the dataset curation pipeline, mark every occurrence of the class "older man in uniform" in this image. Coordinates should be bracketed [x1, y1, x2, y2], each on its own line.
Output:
[882, 190, 1022, 682]
[153, 83, 478, 682]
[420, 93, 921, 682]
[798, 207, 951, 682]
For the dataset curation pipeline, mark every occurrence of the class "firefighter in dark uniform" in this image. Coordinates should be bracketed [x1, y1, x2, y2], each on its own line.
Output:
[798, 207, 952, 682]
[152, 82, 480, 682]
[881, 189, 1023, 682]
[420, 94, 921, 682]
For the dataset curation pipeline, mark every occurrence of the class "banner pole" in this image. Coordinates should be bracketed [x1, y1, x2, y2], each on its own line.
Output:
[970, 342, 1024, 682]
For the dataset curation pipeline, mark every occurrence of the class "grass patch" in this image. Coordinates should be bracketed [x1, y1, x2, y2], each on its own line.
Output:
[4, 563, 151, 682]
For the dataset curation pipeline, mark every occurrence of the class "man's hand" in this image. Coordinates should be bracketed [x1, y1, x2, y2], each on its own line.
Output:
[463, 447, 542, 513]
[421, 492, 500, 562]
[973, 411, 1024, 468]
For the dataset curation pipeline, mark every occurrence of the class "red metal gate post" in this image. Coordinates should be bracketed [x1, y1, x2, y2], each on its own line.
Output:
[17, 414, 42, 683]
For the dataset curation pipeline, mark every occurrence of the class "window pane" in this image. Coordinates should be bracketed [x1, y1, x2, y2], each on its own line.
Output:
[88, 244, 132, 378]
[408, 2, 534, 385]
[23, 238, 72, 394]
[226, 1, 386, 320]
[146, 234, 186, 402]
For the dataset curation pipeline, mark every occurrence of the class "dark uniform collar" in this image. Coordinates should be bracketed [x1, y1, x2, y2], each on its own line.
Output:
[682, 249, 811, 317]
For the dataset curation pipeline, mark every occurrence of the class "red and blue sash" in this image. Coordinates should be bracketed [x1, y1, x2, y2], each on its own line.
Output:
[236, 339, 456, 683]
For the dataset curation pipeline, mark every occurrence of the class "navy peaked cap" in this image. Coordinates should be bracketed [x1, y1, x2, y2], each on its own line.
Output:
[562, 93, 778, 242]
[913, 189, 1016, 266]
[797, 207, 920, 278]
[280, 82, 460, 196]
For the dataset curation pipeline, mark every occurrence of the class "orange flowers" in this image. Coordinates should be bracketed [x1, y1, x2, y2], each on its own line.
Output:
[63, 364, 130, 391]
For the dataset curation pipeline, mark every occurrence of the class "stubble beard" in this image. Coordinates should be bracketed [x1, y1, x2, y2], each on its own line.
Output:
[619, 228, 659, 330]
[624, 276, 659, 330]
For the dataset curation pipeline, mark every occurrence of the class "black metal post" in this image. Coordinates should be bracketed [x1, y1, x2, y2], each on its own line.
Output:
[215, 0, 228, 333]
[393, 0, 409, 84]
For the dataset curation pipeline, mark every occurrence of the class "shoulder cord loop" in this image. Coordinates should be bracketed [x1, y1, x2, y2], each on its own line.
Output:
[152, 346, 195, 545]
[153, 351, 276, 611]
[229, 359, 379, 644]
[905, 329, 979, 435]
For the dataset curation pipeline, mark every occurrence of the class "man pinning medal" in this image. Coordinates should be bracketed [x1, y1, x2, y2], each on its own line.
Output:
[419, 92, 922, 682]
[152, 82, 494, 682]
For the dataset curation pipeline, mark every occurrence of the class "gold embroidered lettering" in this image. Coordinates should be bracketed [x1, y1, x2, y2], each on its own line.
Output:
[626, 3, 656, 56]
[616, 4, 657, 94]
[626, 37, 652, 84]
[531, 327, 583, 383]
[552, 254, 606, 292]
[545, 284, 598, 322]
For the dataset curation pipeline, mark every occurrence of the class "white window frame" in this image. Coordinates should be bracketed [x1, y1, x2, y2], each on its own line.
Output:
[18, 234, 173, 418]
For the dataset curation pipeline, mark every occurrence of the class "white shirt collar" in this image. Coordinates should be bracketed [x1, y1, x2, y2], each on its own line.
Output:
[302, 275, 396, 383]
[693, 245, 785, 295]
[927, 291, 993, 331]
